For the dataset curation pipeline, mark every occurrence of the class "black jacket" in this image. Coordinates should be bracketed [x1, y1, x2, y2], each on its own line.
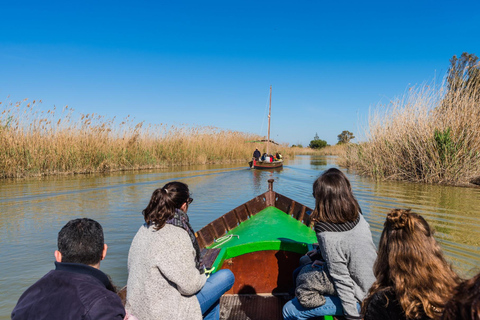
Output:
[364, 289, 430, 320]
[12, 262, 125, 320]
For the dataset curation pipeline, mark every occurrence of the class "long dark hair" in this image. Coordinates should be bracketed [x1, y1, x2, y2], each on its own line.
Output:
[310, 168, 360, 223]
[143, 181, 191, 230]
[362, 209, 460, 319]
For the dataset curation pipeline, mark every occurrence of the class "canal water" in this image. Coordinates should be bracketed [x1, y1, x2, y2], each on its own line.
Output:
[1, 155, 479, 318]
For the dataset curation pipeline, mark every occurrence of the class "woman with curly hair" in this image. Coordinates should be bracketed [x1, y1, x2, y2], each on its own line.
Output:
[126, 181, 234, 320]
[362, 209, 460, 320]
[442, 271, 480, 320]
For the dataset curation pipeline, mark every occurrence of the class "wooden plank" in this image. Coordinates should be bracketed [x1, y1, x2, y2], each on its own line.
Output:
[247, 195, 267, 216]
[211, 218, 228, 238]
[295, 205, 306, 222]
[235, 206, 249, 223]
[223, 210, 239, 230]
[220, 294, 288, 320]
[197, 225, 216, 248]
[275, 194, 293, 216]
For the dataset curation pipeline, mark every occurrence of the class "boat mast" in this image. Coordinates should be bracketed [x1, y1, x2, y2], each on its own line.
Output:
[267, 85, 272, 155]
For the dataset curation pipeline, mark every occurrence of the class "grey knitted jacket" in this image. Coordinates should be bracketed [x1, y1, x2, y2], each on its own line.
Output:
[295, 264, 336, 308]
[126, 224, 207, 320]
[315, 215, 377, 319]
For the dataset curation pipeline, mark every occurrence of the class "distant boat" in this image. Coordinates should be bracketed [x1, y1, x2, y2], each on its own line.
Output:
[249, 86, 283, 169]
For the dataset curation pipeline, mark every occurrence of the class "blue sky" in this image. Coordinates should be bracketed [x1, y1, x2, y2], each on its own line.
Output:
[1, 0, 480, 146]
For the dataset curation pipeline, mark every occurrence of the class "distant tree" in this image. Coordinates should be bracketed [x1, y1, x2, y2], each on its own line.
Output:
[442, 52, 480, 109]
[309, 133, 328, 149]
[337, 130, 355, 144]
[291, 144, 303, 148]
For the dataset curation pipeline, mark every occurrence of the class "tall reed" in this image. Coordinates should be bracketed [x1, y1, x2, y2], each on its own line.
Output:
[346, 81, 480, 185]
[0, 100, 288, 178]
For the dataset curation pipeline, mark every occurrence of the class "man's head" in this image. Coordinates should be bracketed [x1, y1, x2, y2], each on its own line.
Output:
[55, 218, 107, 268]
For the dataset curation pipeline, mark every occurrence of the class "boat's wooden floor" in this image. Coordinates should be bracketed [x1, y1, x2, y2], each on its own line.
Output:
[220, 294, 345, 320]
[220, 294, 288, 320]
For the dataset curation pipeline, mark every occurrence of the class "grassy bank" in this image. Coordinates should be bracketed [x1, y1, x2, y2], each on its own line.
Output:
[0, 100, 289, 178]
[346, 82, 480, 185]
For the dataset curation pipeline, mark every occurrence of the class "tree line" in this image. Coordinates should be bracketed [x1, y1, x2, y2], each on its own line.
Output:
[308, 130, 355, 149]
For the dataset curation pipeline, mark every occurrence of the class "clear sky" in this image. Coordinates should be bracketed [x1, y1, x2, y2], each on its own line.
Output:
[1, 0, 480, 146]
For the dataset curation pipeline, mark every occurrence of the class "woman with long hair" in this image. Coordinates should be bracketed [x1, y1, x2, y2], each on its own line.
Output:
[283, 168, 377, 320]
[362, 209, 460, 320]
[126, 181, 234, 320]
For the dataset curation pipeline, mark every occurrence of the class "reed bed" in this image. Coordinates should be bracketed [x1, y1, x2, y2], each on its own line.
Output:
[288, 146, 321, 155]
[316, 144, 347, 157]
[346, 82, 480, 185]
[0, 100, 288, 178]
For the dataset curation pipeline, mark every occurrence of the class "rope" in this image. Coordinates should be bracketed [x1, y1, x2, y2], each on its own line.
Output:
[210, 234, 239, 249]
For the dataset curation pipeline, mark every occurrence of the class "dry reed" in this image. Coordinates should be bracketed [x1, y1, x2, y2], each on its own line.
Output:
[0, 100, 289, 178]
[346, 81, 480, 185]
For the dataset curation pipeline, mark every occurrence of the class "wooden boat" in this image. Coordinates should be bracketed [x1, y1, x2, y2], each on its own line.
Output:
[196, 179, 336, 320]
[249, 157, 283, 170]
[249, 86, 284, 170]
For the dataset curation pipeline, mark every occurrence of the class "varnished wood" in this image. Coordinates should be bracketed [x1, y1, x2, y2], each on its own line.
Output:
[220, 250, 303, 295]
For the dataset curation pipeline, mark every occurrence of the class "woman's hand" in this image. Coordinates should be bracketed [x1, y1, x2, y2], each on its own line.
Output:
[311, 260, 324, 268]
[306, 248, 318, 257]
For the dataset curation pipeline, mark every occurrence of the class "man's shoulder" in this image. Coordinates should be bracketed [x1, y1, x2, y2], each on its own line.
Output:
[12, 269, 124, 320]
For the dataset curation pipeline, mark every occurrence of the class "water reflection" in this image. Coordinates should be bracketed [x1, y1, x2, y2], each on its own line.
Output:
[351, 174, 480, 277]
[1, 157, 479, 319]
[310, 157, 327, 168]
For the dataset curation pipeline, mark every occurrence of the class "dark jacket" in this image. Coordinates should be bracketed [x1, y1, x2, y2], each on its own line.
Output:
[364, 289, 430, 320]
[12, 262, 125, 320]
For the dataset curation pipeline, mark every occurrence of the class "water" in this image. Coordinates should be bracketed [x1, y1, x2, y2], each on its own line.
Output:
[1, 155, 479, 318]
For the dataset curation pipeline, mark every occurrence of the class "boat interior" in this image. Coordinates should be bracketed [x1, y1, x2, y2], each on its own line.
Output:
[196, 180, 343, 320]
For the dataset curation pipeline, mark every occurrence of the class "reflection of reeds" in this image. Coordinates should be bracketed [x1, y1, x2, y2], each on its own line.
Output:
[346, 81, 480, 185]
[0, 100, 288, 178]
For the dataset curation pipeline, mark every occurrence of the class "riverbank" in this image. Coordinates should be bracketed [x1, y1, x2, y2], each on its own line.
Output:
[1, 100, 306, 179]
[344, 81, 480, 187]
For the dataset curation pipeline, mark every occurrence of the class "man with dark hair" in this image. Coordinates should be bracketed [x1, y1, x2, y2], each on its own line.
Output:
[12, 218, 125, 319]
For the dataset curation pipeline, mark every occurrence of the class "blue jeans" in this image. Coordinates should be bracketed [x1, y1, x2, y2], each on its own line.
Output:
[283, 296, 343, 320]
[283, 296, 360, 320]
[196, 269, 235, 320]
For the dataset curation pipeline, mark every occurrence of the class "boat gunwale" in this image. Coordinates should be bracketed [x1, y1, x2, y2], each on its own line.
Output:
[195, 180, 314, 250]
[195, 180, 317, 273]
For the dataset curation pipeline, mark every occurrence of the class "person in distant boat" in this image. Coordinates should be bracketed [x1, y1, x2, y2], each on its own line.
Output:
[442, 271, 480, 320]
[126, 181, 235, 320]
[261, 153, 267, 161]
[276, 152, 283, 160]
[363, 209, 460, 320]
[253, 148, 261, 160]
[283, 168, 377, 320]
[11, 218, 125, 320]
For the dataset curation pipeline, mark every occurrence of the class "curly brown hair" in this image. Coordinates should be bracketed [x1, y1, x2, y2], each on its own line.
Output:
[310, 168, 360, 223]
[362, 209, 460, 319]
[143, 181, 191, 230]
[442, 272, 480, 320]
